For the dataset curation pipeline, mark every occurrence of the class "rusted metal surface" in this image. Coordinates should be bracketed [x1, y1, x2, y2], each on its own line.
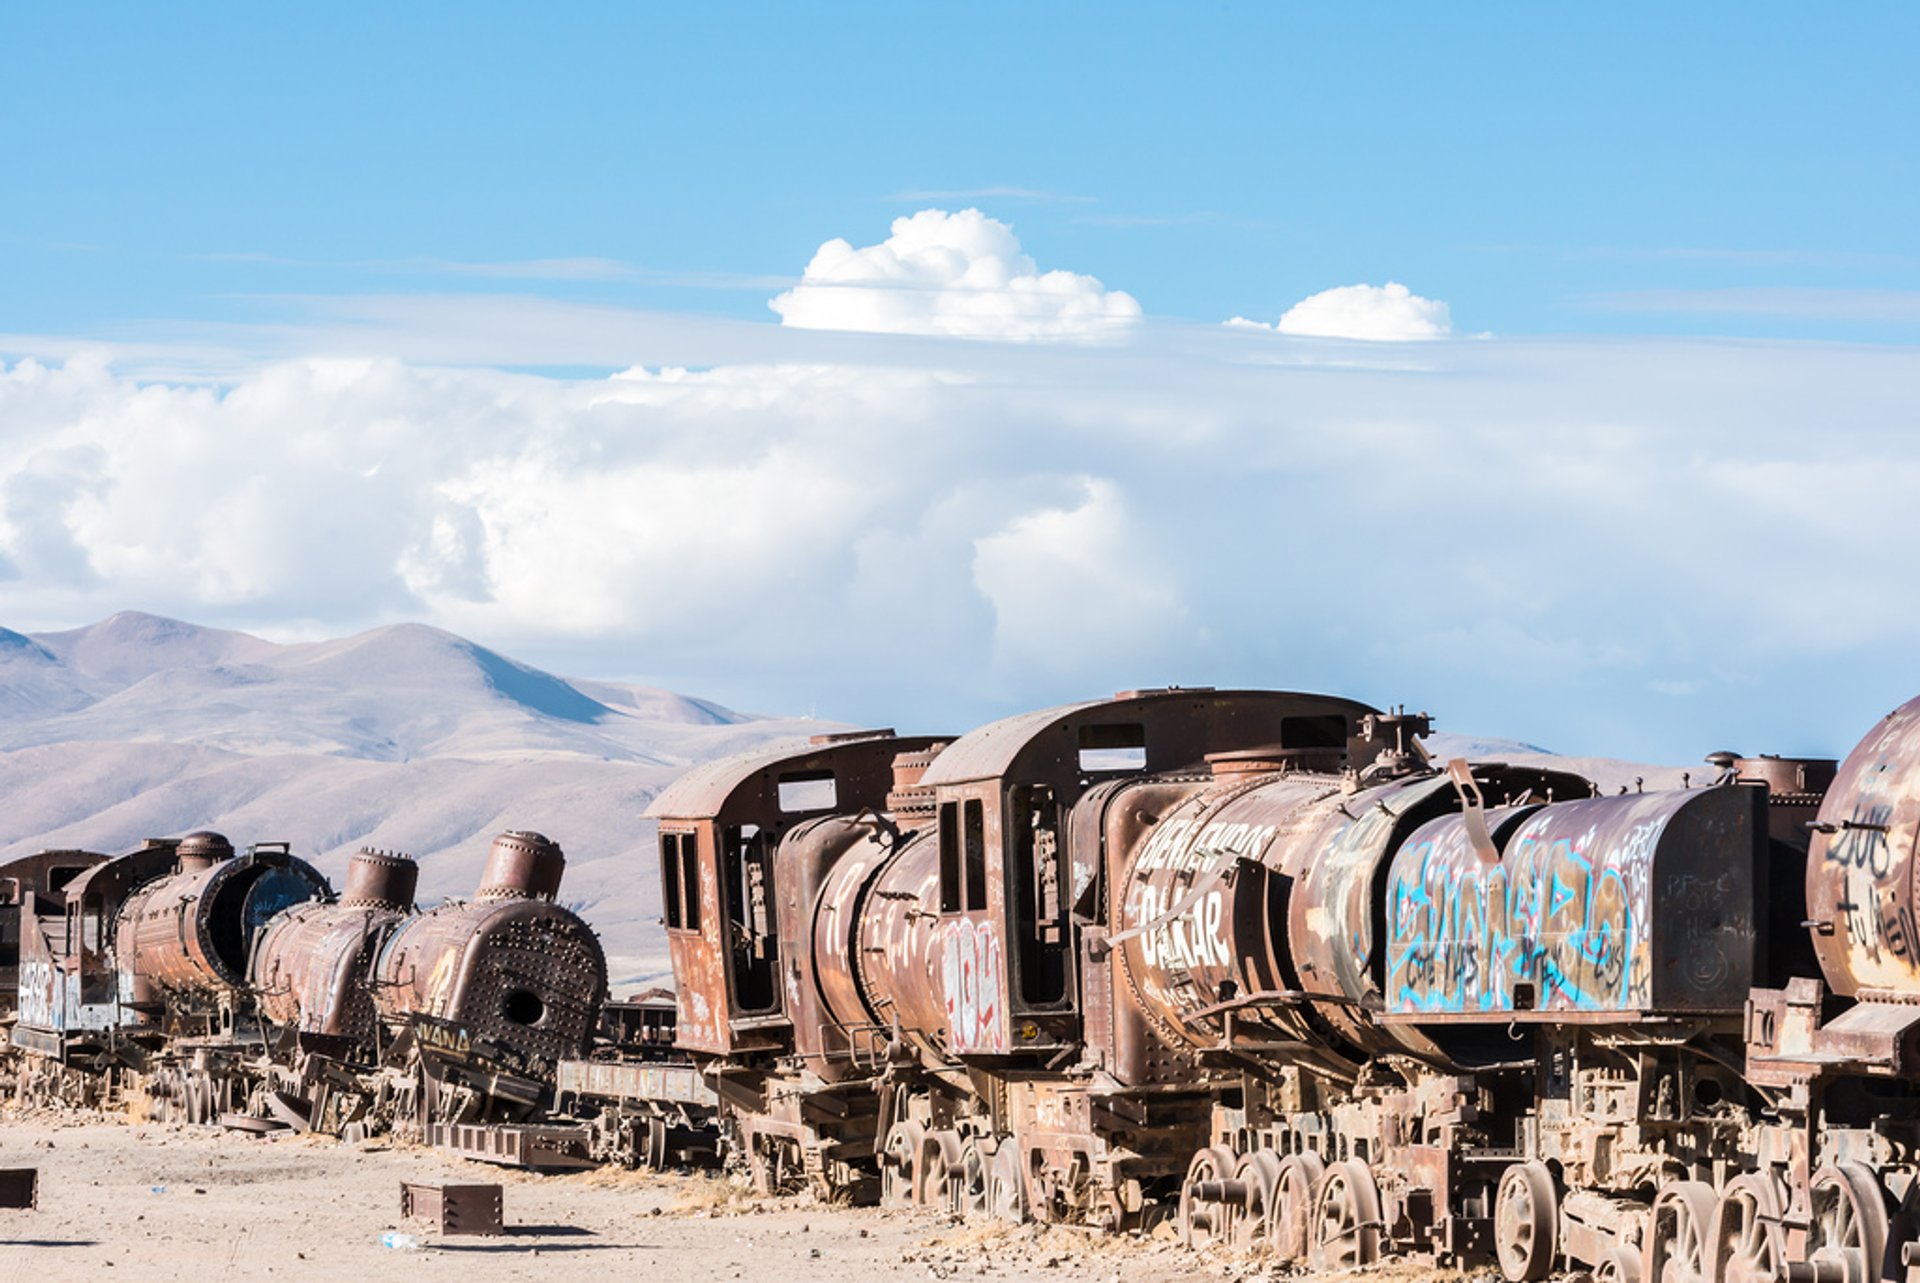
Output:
[15, 839, 195, 1035]
[795, 818, 904, 1061]
[427, 1121, 596, 1170]
[852, 828, 951, 1059]
[1383, 784, 1764, 1018]
[644, 729, 901, 822]
[251, 899, 407, 1043]
[474, 830, 565, 902]
[555, 1056, 717, 1106]
[0, 1169, 37, 1209]
[338, 847, 419, 911]
[115, 841, 330, 996]
[918, 688, 1381, 790]
[596, 990, 679, 1050]
[399, 1181, 503, 1235]
[1805, 694, 1920, 996]
[1105, 757, 1589, 1061]
[372, 833, 607, 1080]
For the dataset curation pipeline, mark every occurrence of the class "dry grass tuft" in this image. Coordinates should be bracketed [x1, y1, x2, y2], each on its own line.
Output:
[670, 1171, 758, 1213]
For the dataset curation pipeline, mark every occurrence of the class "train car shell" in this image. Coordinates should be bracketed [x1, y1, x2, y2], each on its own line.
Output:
[1, 850, 107, 1017]
[1382, 784, 1764, 1020]
[114, 840, 329, 998]
[1805, 693, 1920, 996]
[646, 731, 948, 1056]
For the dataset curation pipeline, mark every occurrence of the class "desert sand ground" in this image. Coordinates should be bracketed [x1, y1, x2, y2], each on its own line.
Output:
[0, 1116, 1463, 1283]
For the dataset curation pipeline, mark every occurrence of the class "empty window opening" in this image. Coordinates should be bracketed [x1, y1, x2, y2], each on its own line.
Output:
[777, 770, 838, 813]
[939, 803, 961, 913]
[662, 832, 684, 929]
[661, 831, 701, 932]
[1078, 723, 1147, 773]
[724, 823, 779, 1013]
[963, 799, 987, 911]
[939, 799, 990, 913]
[1280, 714, 1349, 749]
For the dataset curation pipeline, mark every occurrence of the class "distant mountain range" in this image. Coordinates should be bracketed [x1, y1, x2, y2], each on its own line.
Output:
[0, 613, 1687, 988]
[0, 612, 837, 985]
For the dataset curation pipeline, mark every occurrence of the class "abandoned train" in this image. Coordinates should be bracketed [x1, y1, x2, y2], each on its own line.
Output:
[0, 828, 611, 1136]
[7, 680, 1920, 1283]
[650, 686, 1920, 1283]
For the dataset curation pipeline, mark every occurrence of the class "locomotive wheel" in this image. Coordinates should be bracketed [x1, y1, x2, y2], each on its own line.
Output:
[185, 1075, 211, 1126]
[746, 1134, 798, 1196]
[1596, 1245, 1643, 1283]
[1646, 1180, 1716, 1283]
[1270, 1152, 1325, 1263]
[926, 1131, 963, 1208]
[950, 1139, 990, 1218]
[986, 1141, 1026, 1223]
[1494, 1161, 1559, 1282]
[1310, 1159, 1382, 1270]
[1710, 1172, 1787, 1283]
[1808, 1163, 1891, 1283]
[1177, 1145, 1239, 1249]
[880, 1120, 927, 1209]
[1230, 1150, 1283, 1252]
[644, 1117, 669, 1170]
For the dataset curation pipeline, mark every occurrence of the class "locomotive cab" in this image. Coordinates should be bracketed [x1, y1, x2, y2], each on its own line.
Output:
[918, 688, 1384, 1059]
[644, 730, 947, 1056]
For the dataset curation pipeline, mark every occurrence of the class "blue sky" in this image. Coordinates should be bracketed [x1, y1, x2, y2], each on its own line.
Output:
[7, 4, 1917, 343]
[3, 5, 1918, 765]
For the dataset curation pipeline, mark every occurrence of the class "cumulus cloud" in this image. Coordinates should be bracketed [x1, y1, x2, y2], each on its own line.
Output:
[2, 323, 1917, 760]
[1229, 281, 1453, 341]
[972, 478, 1187, 672]
[769, 209, 1141, 341]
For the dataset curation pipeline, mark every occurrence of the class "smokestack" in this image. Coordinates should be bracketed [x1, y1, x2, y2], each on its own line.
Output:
[175, 831, 234, 874]
[885, 744, 948, 815]
[339, 848, 419, 912]
[474, 830, 566, 902]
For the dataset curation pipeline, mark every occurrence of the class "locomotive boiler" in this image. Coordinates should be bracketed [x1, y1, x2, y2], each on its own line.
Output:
[371, 830, 609, 1123]
[252, 846, 420, 1049]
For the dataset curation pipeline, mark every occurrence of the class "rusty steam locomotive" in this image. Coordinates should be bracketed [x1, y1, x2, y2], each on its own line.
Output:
[7, 681, 1920, 1283]
[0, 828, 609, 1136]
[648, 685, 1920, 1283]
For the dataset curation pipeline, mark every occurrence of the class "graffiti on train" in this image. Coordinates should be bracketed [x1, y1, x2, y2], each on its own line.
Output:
[1385, 816, 1666, 1015]
[942, 917, 1006, 1053]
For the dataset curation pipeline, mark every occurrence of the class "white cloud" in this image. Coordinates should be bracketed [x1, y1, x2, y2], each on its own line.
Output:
[2, 320, 1918, 761]
[971, 477, 1188, 673]
[769, 209, 1141, 341]
[1231, 281, 1453, 341]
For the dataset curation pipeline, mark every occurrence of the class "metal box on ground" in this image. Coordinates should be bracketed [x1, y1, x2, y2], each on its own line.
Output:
[398, 1181, 503, 1235]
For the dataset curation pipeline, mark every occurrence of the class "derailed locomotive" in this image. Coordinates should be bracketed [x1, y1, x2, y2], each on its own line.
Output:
[653, 685, 1920, 1282]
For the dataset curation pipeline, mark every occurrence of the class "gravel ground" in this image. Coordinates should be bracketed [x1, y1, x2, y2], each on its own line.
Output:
[0, 1117, 1442, 1283]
